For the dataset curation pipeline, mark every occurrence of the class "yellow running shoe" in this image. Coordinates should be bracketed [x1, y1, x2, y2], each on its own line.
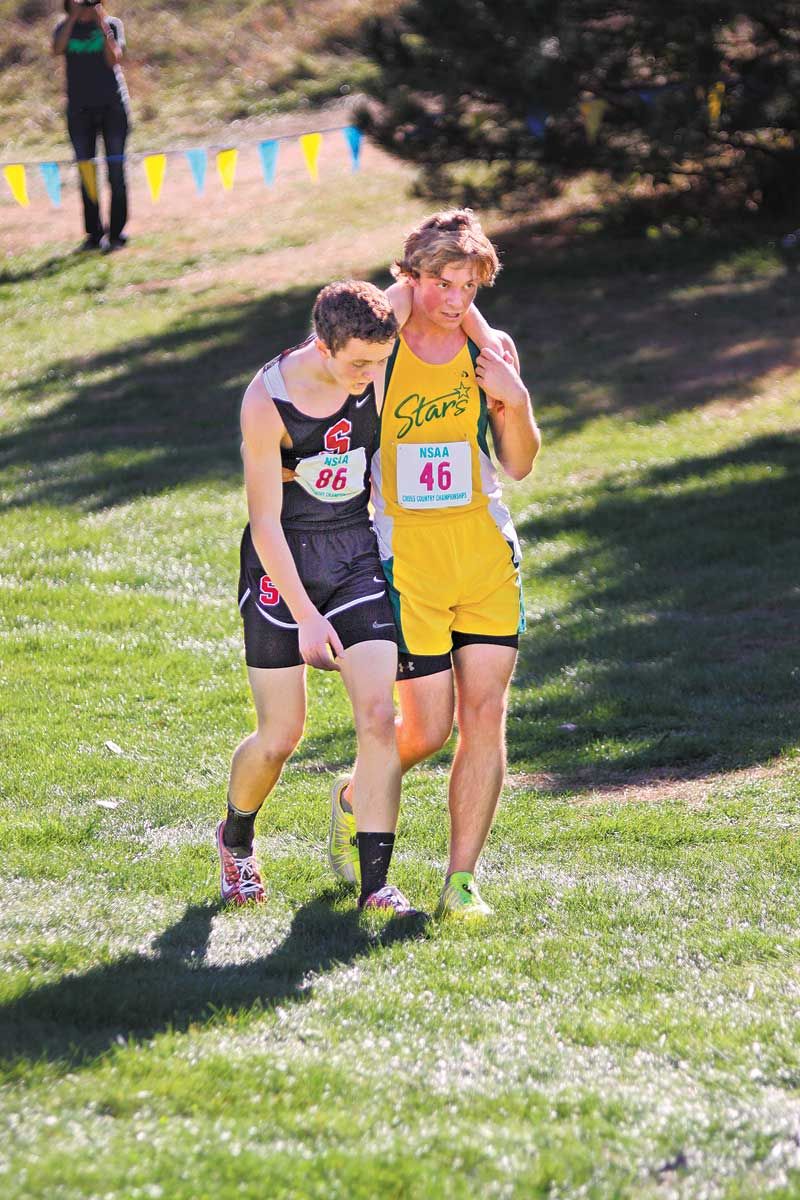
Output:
[327, 775, 359, 884]
[435, 871, 492, 920]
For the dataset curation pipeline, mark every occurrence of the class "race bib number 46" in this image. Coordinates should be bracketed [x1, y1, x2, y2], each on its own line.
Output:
[293, 446, 367, 502]
[396, 441, 472, 509]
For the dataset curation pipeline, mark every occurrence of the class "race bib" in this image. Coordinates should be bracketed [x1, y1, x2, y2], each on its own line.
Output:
[293, 447, 367, 502]
[396, 441, 472, 509]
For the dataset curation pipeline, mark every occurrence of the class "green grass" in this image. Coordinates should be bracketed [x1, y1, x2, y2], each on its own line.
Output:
[1, 154, 800, 1198]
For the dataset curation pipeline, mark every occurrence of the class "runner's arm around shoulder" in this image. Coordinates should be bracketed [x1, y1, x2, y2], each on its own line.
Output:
[475, 337, 541, 481]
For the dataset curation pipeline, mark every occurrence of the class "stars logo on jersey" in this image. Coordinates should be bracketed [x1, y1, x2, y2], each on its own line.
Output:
[324, 418, 352, 455]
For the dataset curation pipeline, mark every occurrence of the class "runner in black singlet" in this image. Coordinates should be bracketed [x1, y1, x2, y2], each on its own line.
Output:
[217, 281, 422, 918]
[238, 341, 395, 668]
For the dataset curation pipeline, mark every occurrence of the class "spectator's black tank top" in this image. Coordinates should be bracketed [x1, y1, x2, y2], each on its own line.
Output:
[262, 347, 379, 532]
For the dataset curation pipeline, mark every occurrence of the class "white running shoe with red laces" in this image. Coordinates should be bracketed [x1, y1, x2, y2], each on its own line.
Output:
[359, 884, 421, 916]
[215, 820, 266, 905]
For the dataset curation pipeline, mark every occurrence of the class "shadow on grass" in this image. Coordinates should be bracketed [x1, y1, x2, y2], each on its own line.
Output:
[0, 250, 81, 286]
[1, 239, 797, 509]
[0, 888, 428, 1071]
[509, 431, 800, 777]
[0, 279, 329, 512]
[481, 233, 798, 441]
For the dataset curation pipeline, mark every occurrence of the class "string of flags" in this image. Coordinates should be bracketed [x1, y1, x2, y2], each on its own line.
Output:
[528, 82, 730, 145]
[1, 124, 363, 209]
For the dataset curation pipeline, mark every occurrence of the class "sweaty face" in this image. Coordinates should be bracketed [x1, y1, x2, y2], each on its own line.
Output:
[412, 262, 480, 329]
[322, 336, 396, 394]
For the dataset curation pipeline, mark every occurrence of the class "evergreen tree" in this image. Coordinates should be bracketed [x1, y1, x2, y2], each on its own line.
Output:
[358, 1, 800, 219]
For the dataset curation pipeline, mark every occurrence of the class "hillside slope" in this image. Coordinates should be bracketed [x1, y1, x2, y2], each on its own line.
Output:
[0, 0, 389, 155]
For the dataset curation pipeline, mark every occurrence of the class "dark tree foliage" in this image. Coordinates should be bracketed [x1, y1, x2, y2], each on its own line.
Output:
[357, 1, 800, 219]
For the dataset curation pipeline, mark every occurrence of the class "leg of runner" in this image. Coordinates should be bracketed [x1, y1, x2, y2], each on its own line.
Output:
[395, 669, 455, 771]
[338, 641, 420, 914]
[338, 641, 401, 831]
[217, 664, 306, 905]
[229, 664, 307, 813]
[448, 642, 517, 874]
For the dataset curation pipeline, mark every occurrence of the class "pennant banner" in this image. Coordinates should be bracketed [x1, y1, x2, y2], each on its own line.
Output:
[185, 148, 207, 195]
[300, 133, 322, 182]
[40, 162, 61, 207]
[77, 159, 98, 204]
[143, 153, 167, 203]
[3, 163, 29, 207]
[343, 126, 362, 171]
[580, 98, 608, 144]
[526, 111, 548, 139]
[258, 139, 279, 186]
[708, 81, 725, 126]
[216, 148, 238, 191]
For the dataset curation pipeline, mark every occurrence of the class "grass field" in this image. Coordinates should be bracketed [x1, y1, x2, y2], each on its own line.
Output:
[1, 138, 800, 1199]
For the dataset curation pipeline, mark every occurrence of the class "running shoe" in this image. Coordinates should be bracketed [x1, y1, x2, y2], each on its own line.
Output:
[215, 819, 266, 905]
[328, 775, 359, 884]
[435, 871, 493, 920]
[359, 884, 420, 915]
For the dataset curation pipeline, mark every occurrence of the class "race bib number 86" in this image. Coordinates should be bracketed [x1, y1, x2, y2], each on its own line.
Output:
[293, 446, 367, 502]
[396, 441, 472, 508]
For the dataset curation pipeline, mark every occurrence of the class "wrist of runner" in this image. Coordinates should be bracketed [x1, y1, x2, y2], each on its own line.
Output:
[295, 604, 323, 625]
[501, 382, 531, 409]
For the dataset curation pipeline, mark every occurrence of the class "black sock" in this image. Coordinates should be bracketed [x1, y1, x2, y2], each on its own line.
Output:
[357, 832, 395, 904]
[223, 802, 259, 857]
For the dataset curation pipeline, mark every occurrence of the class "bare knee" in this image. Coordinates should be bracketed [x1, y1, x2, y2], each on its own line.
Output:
[457, 692, 507, 739]
[253, 726, 302, 768]
[354, 695, 397, 744]
[398, 713, 453, 766]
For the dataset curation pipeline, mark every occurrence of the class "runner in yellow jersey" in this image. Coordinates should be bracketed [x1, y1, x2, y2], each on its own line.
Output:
[330, 209, 541, 919]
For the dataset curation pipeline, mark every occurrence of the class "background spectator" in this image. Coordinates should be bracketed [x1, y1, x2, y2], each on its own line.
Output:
[53, 1, 131, 252]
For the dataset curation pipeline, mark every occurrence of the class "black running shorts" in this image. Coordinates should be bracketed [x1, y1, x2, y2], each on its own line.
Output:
[238, 522, 398, 669]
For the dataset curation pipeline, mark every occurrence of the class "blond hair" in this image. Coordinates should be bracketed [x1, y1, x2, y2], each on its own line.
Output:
[313, 280, 398, 354]
[392, 208, 500, 286]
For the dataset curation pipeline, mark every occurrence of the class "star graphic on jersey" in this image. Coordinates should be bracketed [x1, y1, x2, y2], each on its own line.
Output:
[454, 381, 471, 402]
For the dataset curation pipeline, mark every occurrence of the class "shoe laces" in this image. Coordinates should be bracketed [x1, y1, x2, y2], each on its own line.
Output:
[224, 849, 262, 897]
[363, 885, 414, 913]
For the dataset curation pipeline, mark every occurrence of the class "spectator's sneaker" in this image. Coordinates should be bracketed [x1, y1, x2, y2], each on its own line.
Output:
[101, 234, 128, 254]
[76, 235, 102, 253]
[215, 820, 265, 905]
[359, 884, 421, 915]
[435, 871, 492, 920]
[328, 776, 359, 884]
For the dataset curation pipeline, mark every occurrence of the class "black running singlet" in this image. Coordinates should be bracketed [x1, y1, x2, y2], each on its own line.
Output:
[262, 348, 379, 531]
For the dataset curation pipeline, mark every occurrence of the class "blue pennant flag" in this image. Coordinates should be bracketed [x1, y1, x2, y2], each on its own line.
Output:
[258, 140, 279, 186]
[526, 112, 548, 139]
[343, 126, 362, 171]
[185, 148, 207, 195]
[39, 161, 61, 207]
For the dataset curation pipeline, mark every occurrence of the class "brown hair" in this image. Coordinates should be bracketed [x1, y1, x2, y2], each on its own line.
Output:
[392, 208, 500, 286]
[313, 280, 398, 355]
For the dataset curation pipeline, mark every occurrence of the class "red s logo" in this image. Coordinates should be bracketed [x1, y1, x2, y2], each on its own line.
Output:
[324, 418, 351, 454]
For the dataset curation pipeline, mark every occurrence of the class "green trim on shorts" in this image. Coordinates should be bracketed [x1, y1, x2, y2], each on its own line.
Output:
[379, 556, 409, 654]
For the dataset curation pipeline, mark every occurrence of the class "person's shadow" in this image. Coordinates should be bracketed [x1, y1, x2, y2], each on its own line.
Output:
[0, 889, 428, 1071]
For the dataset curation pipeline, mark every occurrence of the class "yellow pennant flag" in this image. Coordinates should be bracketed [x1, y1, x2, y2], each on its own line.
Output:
[78, 159, 98, 204]
[708, 81, 725, 126]
[300, 133, 322, 182]
[3, 164, 29, 207]
[216, 148, 238, 191]
[579, 98, 608, 144]
[143, 153, 167, 203]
